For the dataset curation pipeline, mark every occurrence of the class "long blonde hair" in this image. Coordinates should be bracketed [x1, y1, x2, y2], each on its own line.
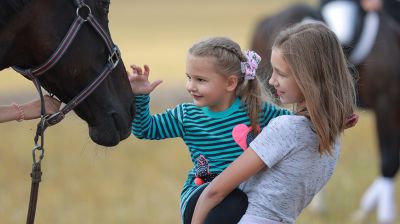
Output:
[273, 21, 357, 154]
[188, 37, 268, 133]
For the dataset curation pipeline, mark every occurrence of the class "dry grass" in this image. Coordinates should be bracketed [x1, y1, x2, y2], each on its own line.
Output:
[1, 0, 399, 223]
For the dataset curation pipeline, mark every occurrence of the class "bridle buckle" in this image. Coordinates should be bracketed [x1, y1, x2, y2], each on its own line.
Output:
[108, 47, 120, 69]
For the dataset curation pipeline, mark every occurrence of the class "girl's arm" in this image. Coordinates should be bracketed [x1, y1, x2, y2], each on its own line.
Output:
[129, 64, 185, 139]
[0, 105, 19, 123]
[132, 95, 185, 139]
[261, 103, 291, 127]
[0, 96, 61, 123]
[191, 147, 266, 224]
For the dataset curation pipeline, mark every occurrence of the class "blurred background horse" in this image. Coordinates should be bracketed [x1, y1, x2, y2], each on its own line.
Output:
[251, 3, 400, 223]
[0, 0, 135, 147]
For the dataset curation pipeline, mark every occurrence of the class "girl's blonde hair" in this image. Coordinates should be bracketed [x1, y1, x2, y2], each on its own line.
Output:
[189, 37, 268, 133]
[273, 21, 357, 154]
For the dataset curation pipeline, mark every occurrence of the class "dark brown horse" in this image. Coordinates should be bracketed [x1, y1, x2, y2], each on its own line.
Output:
[251, 3, 400, 223]
[0, 0, 135, 147]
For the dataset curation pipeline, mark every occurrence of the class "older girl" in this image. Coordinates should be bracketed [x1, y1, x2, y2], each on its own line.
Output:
[192, 21, 357, 224]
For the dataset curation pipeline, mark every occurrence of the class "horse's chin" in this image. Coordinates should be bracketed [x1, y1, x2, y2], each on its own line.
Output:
[88, 121, 131, 147]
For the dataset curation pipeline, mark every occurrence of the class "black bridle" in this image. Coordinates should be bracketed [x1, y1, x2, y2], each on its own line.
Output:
[12, 1, 121, 223]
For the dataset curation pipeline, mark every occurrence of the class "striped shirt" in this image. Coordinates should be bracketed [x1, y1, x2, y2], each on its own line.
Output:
[131, 95, 290, 218]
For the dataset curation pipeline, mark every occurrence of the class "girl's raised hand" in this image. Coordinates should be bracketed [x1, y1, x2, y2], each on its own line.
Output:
[128, 64, 163, 95]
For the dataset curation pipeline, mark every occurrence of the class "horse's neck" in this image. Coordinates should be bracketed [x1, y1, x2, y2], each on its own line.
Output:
[0, 35, 12, 71]
[0, 0, 34, 71]
[0, 28, 20, 71]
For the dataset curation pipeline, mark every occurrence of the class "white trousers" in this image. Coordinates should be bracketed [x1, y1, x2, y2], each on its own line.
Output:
[321, 0, 359, 45]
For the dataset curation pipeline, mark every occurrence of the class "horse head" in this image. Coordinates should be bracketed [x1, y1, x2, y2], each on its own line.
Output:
[0, 0, 135, 146]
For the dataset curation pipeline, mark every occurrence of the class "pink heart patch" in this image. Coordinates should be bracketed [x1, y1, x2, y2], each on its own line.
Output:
[232, 124, 253, 150]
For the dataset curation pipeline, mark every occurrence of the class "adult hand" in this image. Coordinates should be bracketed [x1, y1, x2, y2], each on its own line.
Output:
[128, 64, 163, 95]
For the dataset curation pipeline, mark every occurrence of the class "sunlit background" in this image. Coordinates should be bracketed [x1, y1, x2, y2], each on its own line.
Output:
[1, 0, 398, 223]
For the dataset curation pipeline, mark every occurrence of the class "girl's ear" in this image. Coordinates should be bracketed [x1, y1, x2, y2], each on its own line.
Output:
[226, 75, 239, 92]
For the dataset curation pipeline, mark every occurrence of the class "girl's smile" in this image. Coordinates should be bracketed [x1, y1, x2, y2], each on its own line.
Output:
[185, 54, 237, 112]
[269, 49, 304, 107]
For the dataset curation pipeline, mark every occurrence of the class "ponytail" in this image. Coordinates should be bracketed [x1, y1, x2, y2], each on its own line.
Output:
[237, 76, 266, 134]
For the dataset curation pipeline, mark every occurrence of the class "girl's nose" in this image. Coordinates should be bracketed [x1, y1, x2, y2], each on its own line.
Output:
[186, 80, 195, 92]
[268, 75, 276, 86]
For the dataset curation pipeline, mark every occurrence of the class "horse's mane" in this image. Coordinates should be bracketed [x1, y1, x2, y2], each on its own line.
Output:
[0, 0, 32, 30]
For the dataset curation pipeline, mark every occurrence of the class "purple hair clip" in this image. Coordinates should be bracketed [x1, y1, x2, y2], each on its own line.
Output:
[241, 50, 261, 80]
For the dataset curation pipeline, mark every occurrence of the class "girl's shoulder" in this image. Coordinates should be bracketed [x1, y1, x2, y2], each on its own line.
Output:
[268, 115, 311, 130]
[257, 115, 315, 149]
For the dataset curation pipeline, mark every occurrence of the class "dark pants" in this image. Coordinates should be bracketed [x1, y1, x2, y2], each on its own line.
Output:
[183, 187, 248, 224]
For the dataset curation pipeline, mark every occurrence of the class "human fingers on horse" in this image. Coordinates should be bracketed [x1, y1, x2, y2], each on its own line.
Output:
[43, 95, 61, 114]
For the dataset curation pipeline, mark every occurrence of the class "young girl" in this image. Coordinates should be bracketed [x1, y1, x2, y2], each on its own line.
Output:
[191, 21, 357, 224]
[128, 37, 290, 223]
[0, 95, 61, 123]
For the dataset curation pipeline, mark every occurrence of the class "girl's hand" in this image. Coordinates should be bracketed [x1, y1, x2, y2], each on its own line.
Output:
[344, 113, 359, 129]
[128, 64, 162, 95]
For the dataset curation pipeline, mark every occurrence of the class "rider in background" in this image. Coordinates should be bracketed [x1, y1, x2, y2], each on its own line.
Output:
[320, 0, 399, 47]
[320, 0, 362, 47]
[320, 0, 399, 64]
[362, 0, 400, 23]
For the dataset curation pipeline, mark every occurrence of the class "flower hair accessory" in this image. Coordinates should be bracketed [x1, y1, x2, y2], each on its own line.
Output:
[241, 50, 261, 80]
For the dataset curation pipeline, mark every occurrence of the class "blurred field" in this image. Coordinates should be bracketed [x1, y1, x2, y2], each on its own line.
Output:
[1, 0, 399, 223]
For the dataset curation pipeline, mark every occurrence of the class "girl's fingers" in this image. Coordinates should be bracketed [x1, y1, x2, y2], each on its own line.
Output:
[144, 64, 150, 76]
[150, 80, 163, 91]
[130, 65, 141, 75]
[136, 66, 143, 75]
